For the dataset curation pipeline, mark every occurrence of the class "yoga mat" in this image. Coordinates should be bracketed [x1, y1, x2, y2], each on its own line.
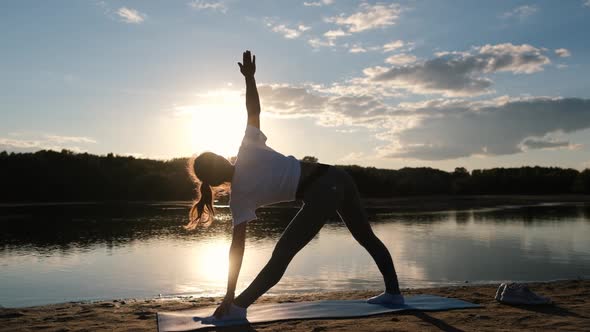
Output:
[157, 295, 481, 331]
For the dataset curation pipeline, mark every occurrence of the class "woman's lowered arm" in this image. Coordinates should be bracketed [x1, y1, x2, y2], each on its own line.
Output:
[226, 222, 246, 297]
[213, 221, 247, 318]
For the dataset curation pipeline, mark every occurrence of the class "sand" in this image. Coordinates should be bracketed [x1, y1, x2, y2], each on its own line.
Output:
[1, 279, 588, 331]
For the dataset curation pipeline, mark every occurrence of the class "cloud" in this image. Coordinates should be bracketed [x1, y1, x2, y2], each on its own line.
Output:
[338, 151, 367, 163]
[385, 53, 417, 65]
[555, 48, 571, 57]
[349, 45, 366, 53]
[43, 135, 97, 144]
[254, 81, 590, 161]
[310, 37, 404, 52]
[257, 84, 391, 128]
[324, 29, 350, 39]
[257, 85, 327, 116]
[303, 0, 334, 7]
[116, 7, 146, 24]
[0, 134, 97, 153]
[584, 0, 590, 7]
[298, 24, 311, 32]
[383, 40, 405, 52]
[365, 43, 551, 96]
[382, 97, 590, 160]
[307, 37, 335, 48]
[188, 0, 227, 13]
[192, 80, 588, 162]
[501, 5, 538, 20]
[519, 137, 573, 150]
[326, 3, 401, 33]
[267, 21, 310, 39]
[272, 25, 302, 39]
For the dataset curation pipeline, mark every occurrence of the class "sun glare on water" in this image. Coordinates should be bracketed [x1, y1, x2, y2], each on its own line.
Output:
[173, 240, 231, 295]
[194, 240, 230, 283]
[185, 89, 245, 158]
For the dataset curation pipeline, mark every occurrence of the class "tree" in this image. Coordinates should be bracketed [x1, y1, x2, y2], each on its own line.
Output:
[573, 169, 590, 193]
[453, 167, 469, 177]
[301, 156, 318, 163]
[0, 150, 584, 202]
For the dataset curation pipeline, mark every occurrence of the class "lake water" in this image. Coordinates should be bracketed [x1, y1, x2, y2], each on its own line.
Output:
[1, 202, 589, 308]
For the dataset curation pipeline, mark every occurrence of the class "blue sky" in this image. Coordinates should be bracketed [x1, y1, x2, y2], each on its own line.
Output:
[1, 0, 590, 171]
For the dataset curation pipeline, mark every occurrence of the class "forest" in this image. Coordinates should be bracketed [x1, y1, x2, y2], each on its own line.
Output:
[1, 149, 589, 202]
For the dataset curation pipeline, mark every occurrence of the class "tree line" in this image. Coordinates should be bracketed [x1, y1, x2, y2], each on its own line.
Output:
[1, 150, 589, 202]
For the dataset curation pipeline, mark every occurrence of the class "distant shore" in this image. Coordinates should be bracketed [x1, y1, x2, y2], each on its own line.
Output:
[263, 194, 590, 214]
[2, 194, 590, 210]
[1, 279, 588, 331]
[361, 194, 590, 212]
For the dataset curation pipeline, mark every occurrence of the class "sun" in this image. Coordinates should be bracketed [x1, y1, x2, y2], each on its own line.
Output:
[188, 89, 246, 158]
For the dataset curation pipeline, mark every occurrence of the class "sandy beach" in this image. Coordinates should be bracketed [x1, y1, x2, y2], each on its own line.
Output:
[1, 279, 588, 331]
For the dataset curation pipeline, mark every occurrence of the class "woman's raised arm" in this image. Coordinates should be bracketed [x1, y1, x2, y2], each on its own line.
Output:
[238, 50, 260, 129]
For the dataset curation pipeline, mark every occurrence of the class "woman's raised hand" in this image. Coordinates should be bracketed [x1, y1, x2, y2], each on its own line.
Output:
[238, 50, 256, 78]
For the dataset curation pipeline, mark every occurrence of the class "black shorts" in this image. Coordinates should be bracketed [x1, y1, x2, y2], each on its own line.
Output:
[295, 163, 331, 200]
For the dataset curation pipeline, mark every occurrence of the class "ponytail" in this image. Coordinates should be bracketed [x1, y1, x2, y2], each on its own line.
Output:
[186, 152, 231, 230]
[186, 181, 215, 230]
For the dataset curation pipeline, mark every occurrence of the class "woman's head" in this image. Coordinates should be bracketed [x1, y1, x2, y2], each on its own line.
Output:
[186, 152, 234, 229]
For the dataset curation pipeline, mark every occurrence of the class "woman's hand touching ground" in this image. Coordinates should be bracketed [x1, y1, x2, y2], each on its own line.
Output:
[238, 50, 256, 78]
[213, 295, 233, 318]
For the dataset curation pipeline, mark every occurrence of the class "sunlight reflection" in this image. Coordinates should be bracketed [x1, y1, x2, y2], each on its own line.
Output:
[172, 240, 230, 295]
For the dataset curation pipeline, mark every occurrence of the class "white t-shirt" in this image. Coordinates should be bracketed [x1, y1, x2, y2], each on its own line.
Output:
[229, 126, 301, 226]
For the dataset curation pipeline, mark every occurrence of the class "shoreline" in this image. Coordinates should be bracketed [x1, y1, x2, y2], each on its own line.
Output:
[2, 279, 589, 331]
[3, 277, 585, 310]
[361, 194, 590, 212]
[1, 194, 589, 209]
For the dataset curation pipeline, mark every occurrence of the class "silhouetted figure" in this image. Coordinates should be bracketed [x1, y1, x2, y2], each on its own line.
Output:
[186, 50, 402, 322]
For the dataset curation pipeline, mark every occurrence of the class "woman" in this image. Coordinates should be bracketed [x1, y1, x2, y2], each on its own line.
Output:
[188, 50, 403, 322]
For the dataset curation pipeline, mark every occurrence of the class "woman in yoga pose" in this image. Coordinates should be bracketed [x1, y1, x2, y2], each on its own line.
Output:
[188, 50, 403, 321]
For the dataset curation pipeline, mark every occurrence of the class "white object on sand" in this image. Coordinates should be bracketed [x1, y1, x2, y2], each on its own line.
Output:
[496, 283, 552, 305]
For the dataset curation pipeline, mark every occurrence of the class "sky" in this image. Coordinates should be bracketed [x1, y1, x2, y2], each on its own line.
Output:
[1, 0, 590, 171]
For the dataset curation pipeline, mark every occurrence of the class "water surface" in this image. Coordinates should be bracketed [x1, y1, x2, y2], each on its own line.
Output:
[1, 202, 589, 308]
